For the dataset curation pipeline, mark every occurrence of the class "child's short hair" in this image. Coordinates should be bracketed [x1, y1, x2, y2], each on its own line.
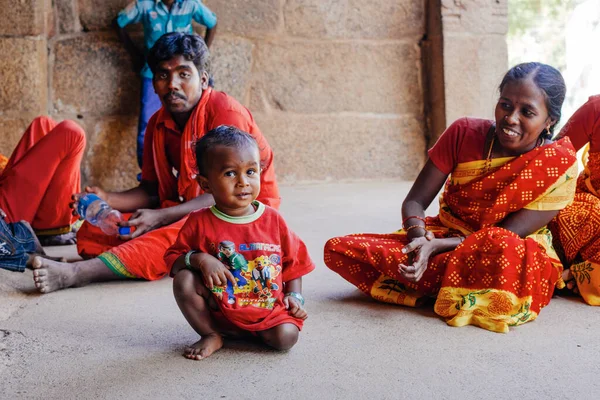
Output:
[194, 125, 259, 176]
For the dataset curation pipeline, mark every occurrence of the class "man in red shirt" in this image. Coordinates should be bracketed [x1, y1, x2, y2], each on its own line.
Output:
[32, 32, 280, 293]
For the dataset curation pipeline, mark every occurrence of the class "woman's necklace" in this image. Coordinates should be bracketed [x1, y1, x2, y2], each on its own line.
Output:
[483, 133, 544, 174]
[483, 135, 496, 174]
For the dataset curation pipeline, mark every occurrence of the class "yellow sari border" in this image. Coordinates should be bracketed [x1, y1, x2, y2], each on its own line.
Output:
[98, 252, 138, 279]
[434, 287, 537, 333]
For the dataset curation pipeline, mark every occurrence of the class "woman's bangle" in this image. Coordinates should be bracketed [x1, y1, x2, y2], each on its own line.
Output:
[402, 215, 426, 228]
[458, 236, 465, 244]
[184, 250, 198, 270]
[285, 291, 305, 306]
[405, 224, 427, 235]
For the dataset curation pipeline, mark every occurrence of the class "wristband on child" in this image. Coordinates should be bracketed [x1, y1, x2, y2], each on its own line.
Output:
[184, 251, 198, 270]
[285, 291, 305, 306]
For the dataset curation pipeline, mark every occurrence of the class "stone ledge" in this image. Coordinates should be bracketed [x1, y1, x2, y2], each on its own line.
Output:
[79, 115, 139, 191]
[441, 0, 508, 35]
[0, 118, 30, 158]
[284, 0, 425, 39]
[210, 36, 254, 104]
[250, 40, 423, 115]
[0, 38, 48, 116]
[52, 33, 139, 116]
[0, 0, 48, 36]
[204, 0, 282, 37]
[443, 34, 508, 126]
[254, 112, 426, 182]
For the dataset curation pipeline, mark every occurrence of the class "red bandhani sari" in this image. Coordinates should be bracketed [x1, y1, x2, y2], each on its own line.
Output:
[325, 138, 577, 333]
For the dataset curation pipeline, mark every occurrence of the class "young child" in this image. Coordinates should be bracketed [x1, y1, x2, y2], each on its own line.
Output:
[114, 0, 218, 172]
[164, 126, 314, 360]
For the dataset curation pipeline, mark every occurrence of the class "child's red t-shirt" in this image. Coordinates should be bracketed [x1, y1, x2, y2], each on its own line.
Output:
[164, 201, 314, 331]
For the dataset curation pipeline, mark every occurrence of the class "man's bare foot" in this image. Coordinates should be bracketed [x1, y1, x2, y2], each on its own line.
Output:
[37, 231, 77, 246]
[26, 253, 66, 269]
[31, 256, 77, 294]
[183, 333, 224, 360]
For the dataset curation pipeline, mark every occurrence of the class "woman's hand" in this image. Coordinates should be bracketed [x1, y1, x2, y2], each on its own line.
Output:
[399, 235, 441, 282]
[119, 208, 168, 240]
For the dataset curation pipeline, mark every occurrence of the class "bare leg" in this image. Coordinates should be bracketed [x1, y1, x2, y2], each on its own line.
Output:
[32, 256, 122, 293]
[173, 269, 224, 360]
[257, 323, 300, 351]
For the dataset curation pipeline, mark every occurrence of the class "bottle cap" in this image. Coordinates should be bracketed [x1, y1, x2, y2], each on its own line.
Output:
[76, 193, 102, 217]
[118, 226, 131, 235]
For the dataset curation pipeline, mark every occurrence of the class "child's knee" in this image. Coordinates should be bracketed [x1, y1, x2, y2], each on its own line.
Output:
[263, 324, 299, 351]
[172, 269, 196, 298]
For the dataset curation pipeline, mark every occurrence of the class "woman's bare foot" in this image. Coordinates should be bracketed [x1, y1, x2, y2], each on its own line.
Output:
[184, 333, 224, 360]
[37, 231, 77, 246]
[31, 256, 77, 293]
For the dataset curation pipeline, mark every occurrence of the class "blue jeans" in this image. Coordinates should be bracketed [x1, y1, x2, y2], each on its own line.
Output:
[138, 78, 162, 169]
[0, 218, 37, 272]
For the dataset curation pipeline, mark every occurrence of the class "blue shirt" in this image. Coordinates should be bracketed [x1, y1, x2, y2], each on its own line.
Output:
[117, 0, 217, 78]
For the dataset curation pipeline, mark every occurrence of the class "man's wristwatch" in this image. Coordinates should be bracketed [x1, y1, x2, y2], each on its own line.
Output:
[285, 291, 305, 306]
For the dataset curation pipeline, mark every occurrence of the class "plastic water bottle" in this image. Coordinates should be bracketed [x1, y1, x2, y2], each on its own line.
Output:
[76, 193, 131, 236]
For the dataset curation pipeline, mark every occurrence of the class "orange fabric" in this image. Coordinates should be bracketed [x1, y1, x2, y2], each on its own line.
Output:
[77, 89, 280, 280]
[77, 214, 188, 280]
[325, 138, 577, 332]
[0, 116, 84, 232]
[0, 154, 8, 174]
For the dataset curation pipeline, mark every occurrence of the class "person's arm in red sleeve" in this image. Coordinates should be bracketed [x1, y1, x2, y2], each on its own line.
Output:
[558, 97, 600, 152]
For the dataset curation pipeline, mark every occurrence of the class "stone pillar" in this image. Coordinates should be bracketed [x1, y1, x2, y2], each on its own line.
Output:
[433, 0, 508, 143]
[0, 0, 51, 153]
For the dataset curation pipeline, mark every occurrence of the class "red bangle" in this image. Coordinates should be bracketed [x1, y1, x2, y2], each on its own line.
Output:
[402, 215, 426, 228]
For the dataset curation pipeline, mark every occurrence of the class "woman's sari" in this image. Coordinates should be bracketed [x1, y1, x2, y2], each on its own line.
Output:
[549, 149, 600, 305]
[324, 138, 577, 333]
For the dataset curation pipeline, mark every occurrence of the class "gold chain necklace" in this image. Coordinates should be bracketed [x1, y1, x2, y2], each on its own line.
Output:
[484, 134, 543, 174]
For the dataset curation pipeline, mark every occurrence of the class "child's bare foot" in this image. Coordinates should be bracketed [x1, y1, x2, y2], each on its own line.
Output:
[184, 333, 224, 360]
[31, 256, 77, 293]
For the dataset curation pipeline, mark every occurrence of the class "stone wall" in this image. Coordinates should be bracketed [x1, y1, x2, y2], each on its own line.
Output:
[437, 0, 508, 141]
[0, 1, 507, 190]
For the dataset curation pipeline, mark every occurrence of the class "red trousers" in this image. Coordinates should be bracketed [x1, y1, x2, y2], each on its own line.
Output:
[0, 116, 85, 233]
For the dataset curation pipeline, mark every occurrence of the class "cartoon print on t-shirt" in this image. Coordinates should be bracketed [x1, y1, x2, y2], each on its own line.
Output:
[211, 240, 282, 309]
[217, 241, 248, 304]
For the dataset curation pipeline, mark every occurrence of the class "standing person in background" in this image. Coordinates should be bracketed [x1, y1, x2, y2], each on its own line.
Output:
[114, 0, 218, 175]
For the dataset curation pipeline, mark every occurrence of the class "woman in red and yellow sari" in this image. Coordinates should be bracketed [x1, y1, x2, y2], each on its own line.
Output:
[551, 95, 600, 305]
[324, 63, 578, 333]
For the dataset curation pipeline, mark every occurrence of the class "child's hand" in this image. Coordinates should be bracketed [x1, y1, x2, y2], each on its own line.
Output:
[284, 295, 307, 320]
[198, 257, 236, 290]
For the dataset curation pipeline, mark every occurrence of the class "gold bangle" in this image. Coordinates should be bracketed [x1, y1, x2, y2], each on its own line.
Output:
[405, 225, 427, 234]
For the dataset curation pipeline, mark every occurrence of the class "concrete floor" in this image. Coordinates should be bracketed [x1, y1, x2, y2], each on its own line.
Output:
[1, 182, 600, 400]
